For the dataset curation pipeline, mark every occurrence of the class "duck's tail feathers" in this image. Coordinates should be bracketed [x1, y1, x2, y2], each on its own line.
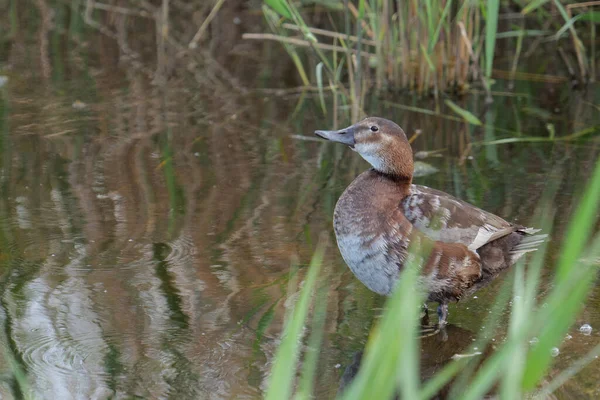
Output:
[510, 232, 548, 263]
[519, 227, 542, 235]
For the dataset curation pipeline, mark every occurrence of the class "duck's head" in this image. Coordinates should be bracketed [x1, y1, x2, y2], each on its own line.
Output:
[315, 117, 413, 180]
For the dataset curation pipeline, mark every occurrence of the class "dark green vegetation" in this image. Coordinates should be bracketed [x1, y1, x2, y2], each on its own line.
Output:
[0, 0, 599, 399]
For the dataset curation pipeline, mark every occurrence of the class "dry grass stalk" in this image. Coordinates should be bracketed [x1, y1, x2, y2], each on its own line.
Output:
[188, 0, 227, 49]
[90, 2, 153, 18]
[242, 33, 374, 57]
[281, 23, 377, 47]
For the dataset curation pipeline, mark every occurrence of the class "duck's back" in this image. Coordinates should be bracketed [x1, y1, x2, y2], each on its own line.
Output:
[401, 184, 517, 250]
[401, 184, 545, 271]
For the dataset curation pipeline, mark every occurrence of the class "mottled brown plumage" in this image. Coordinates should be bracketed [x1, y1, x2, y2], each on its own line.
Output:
[315, 117, 545, 325]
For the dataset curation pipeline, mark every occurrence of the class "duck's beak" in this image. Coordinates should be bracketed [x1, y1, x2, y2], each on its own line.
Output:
[314, 126, 356, 148]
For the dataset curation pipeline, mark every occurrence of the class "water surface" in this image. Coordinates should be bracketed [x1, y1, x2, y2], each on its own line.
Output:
[0, 30, 599, 400]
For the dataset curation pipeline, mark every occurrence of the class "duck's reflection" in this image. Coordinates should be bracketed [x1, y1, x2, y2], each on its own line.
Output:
[338, 324, 483, 399]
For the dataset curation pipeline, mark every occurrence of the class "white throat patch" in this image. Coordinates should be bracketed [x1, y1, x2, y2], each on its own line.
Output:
[354, 141, 386, 171]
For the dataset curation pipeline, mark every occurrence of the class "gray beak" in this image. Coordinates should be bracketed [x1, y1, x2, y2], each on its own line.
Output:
[314, 126, 356, 148]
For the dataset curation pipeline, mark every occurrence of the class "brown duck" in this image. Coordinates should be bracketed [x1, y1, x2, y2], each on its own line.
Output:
[315, 117, 545, 325]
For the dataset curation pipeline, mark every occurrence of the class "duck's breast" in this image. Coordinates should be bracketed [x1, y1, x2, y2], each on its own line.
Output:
[334, 218, 410, 295]
[333, 172, 412, 295]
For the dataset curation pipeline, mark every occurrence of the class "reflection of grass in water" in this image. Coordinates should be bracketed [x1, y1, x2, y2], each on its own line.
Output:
[152, 243, 188, 329]
[0, 338, 30, 399]
[265, 158, 600, 399]
[149, 243, 201, 396]
[103, 342, 125, 394]
[0, 271, 32, 399]
[296, 279, 328, 400]
[159, 128, 185, 237]
[0, 82, 28, 399]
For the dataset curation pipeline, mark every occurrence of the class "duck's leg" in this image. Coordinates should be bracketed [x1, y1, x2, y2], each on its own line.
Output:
[439, 324, 448, 342]
[419, 304, 441, 337]
[420, 303, 430, 326]
[437, 302, 449, 326]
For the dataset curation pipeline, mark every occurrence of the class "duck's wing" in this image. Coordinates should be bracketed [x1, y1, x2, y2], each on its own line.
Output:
[401, 184, 524, 251]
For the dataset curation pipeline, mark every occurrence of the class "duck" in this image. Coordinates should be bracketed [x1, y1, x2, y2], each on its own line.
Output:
[315, 117, 545, 325]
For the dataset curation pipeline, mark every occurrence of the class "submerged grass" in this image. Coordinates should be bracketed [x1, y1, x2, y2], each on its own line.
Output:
[266, 158, 600, 399]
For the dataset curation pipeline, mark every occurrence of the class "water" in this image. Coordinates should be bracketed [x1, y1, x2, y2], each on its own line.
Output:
[1, 27, 600, 400]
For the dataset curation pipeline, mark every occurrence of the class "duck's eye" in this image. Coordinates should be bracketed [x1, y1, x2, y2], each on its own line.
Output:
[370, 125, 379, 132]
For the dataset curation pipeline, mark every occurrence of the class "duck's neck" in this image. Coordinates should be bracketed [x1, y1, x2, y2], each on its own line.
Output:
[372, 139, 414, 183]
[357, 139, 414, 183]
[372, 152, 413, 184]
[374, 168, 413, 187]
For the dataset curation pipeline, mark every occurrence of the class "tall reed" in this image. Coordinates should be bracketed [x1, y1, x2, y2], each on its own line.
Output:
[251, 0, 600, 124]
[254, 1, 494, 97]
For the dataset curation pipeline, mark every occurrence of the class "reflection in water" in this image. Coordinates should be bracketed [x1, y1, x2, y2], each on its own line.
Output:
[0, 15, 599, 400]
[338, 325, 487, 400]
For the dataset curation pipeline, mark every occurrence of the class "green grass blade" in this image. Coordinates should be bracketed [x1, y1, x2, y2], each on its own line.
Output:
[420, 44, 436, 72]
[485, 0, 500, 79]
[262, 6, 310, 86]
[264, 241, 326, 400]
[496, 30, 548, 39]
[553, 14, 584, 40]
[500, 263, 527, 399]
[551, 0, 587, 77]
[357, 0, 366, 18]
[428, 0, 453, 53]
[444, 100, 482, 125]
[519, 161, 600, 389]
[578, 11, 600, 22]
[552, 0, 580, 37]
[521, 234, 600, 390]
[342, 245, 428, 400]
[424, 0, 435, 40]
[290, 52, 310, 86]
[555, 159, 600, 283]
[521, 0, 549, 15]
[296, 282, 329, 400]
[265, 0, 292, 19]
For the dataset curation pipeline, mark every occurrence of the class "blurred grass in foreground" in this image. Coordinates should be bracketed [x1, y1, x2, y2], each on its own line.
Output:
[265, 157, 600, 399]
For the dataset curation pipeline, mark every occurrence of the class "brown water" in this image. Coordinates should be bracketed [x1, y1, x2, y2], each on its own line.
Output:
[1, 20, 600, 400]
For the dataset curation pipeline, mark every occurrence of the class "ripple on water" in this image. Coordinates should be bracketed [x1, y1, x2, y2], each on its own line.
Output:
[189, 328, 263, 399]
[11, 278, 111, 385]
[9, 267, 204, 398]
[16, 321, 196, 398]
[18, 329, 109, 378]
[165, 235, 198, 263]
